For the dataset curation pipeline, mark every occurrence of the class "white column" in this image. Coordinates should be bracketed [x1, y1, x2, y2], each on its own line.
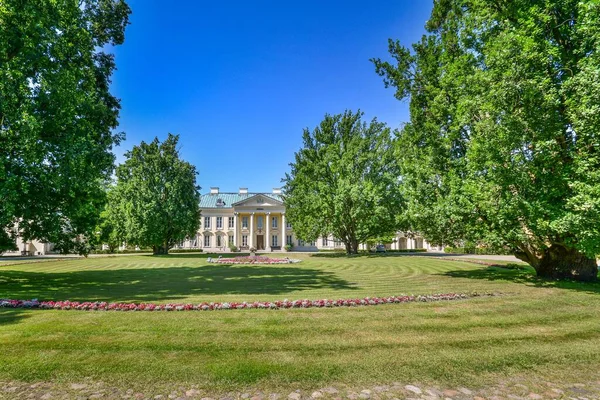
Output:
[233, 212, 238, 247]
[249, 213, 254, 248]
[281, 213, 286, 246]
[266, 212, 271, 251]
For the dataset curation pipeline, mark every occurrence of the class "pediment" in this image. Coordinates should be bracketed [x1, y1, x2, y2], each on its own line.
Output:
[232, 194, 283, 207]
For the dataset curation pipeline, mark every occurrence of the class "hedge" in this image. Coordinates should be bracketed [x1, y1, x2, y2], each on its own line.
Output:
[444, 246, 513, 255]
[90, 248, 203, 255]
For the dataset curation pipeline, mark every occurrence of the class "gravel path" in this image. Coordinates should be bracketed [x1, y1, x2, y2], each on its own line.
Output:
[2, 380, 599, 400]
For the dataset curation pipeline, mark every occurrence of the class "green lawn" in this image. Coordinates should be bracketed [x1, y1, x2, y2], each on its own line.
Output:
[1, 254, 600, 395]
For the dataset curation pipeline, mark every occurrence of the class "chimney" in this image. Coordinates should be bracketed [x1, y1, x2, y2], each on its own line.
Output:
[239, 187, 248, 194]
[272, 188, 282, 194]
[210, 187, 219, 194]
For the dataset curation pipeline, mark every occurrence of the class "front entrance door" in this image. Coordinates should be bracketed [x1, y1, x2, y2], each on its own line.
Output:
[256, 235, 264, 250]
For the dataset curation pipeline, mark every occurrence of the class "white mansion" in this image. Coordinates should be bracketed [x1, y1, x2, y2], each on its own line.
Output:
[4, 187, 439, 255]
[182, 187, 439, 253]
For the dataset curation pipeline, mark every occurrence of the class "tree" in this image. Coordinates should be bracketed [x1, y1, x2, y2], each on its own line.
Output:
[108, 134, 201, 255]
[0, 0, 131, 254]
[93, 198, 123, 253]
[283, 110, 403, 254]
[373, 1, 600, 281]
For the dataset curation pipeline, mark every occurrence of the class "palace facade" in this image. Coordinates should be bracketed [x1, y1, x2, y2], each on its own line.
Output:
[180, 187, 440, 252]
[3, 187, 441, 255]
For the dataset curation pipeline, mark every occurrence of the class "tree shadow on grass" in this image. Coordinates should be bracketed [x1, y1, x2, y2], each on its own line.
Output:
[441, 264, 600, 294]
[0, 309, 30, 326]
[0, 264, 357, 302]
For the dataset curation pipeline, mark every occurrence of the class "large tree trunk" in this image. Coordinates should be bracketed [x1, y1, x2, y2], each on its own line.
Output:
[344, 241, 353, 254]
[351, 239, 359, 254]
[152, 245, 169, 255]
[344, 239, 360, 255]
[515, 244, 598, 282]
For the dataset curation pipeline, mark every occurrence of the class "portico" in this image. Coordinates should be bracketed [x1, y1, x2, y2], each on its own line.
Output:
[233, 211, 286, 251]
[197, 187, 291, 252]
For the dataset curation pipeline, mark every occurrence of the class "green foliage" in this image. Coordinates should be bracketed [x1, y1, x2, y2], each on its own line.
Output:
[0, 0, 131, 254]
[0, 230, 18, 254]
[229, 244, 239, 252]
[283, 110, 403, 254]
[444, 247, 513, 256]
[93, 200, 123, 253]
[366, 233, 397, 248]
[107, 134, 201, 255]
[373, 0, 600, 281]
[168, 249, 204, 254]
[90, 248, 152, 254]
[387, 248, 427, 253]
[284, 244, 294, 252]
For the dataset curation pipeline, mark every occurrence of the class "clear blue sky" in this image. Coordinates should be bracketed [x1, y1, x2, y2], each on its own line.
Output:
[110, 1, 433, 194]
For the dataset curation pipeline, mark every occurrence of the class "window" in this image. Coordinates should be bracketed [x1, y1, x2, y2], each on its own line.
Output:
[228, 235, 234, 245]
[271, 235, 278, 247]
[217, 235, 222, 247]
[257, 216, 263, 229]
[309, 240, 316, 246]
[228, 216, 234, 228]
[242, 235, 248, 246]
[286, 235, 293, 245]
[272, 216, 278, 228]
[204, 235, 210, 247]
[286, 221, 292, 229]
[204, 216, 211, 229]
[322, 237, 328, 246]
[298, 239, 304, 246]
[242, 216, 248, 228]
[216, 216, 223, 229]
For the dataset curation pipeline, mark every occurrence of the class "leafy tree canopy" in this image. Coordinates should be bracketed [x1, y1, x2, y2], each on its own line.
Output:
[108, 134, 201, 255]
[0, 0, 131, 254]
[373, 0, 600, 280]
[283, 110, 403, 254]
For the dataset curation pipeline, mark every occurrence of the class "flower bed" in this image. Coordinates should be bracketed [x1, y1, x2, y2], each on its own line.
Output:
[208, 255, 300, 264]
[0, 292, 495, 312]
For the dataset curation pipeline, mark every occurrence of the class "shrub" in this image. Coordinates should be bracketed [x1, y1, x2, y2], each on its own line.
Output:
[229, 244, 238, 252]
[169, 249, 203, 253]
[90, 249, 151, 254]
[385, 249, 427, 253]
[284, 244, 293, 252]
[444, 246, 512, 255]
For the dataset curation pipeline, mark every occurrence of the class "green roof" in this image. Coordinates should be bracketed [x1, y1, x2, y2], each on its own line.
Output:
[199, 192, 283, 209]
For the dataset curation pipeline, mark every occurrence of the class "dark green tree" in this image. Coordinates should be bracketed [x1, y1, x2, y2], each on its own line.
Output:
[93, 194, 124, 254]
[0, 0, 131, 254]
[109, 134, 201, 255]
[373, 0, 600, 280]
[283, 110, 403, 254]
